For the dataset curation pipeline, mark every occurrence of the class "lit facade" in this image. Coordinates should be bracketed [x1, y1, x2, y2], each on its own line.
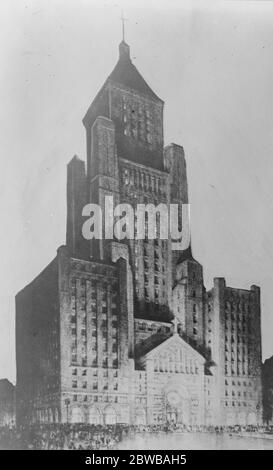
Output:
[16, 40, 263, 427]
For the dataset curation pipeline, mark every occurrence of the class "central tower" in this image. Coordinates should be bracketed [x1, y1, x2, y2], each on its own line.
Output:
[83, 40, 164, 174]
[67, 40, 188, 322]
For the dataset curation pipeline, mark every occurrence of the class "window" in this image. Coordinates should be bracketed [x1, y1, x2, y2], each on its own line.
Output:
[103, 358, 108, 368]
[113, 359, 118, 368]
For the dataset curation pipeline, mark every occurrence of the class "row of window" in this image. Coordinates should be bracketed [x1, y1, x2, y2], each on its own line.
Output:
[71, 369, 118, 378]
[71, 357, 118, 368]
[225, 379, 252, 387]
[225, 390, 252, 398]
[72, 380, 118, 391]
[71, 277, 117, 291]
[225, 366, 249, 376]
[225, 401, 249, 407]
[154, 363, 199, 374]
[137, 323, 170, 333]
[70, 320, 118, 329]
[72, 394, 119, 403]
[121, 166, 165, 196]
[225, 335, 250, 344]
[225, 301, 250, 313]
[225, 324, 251, 334]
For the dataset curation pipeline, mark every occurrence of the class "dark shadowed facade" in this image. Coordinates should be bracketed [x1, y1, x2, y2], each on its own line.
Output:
[262, 356, 273, 424]
[15, 40, 263, 427]
[0, 379, 15, 426]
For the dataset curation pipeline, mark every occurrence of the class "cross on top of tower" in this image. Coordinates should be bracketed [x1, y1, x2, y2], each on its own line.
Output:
[121, 12, 128, 43]
[172, 316, 180, 335]
[119, 13, 130, 61]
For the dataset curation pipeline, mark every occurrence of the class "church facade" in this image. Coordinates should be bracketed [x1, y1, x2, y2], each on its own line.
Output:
[15, 40, 263, 427]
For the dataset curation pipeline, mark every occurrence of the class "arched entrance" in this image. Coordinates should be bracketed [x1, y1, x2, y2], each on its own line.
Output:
[247, 412, 257, 425]
[89, 406, 101, 425]
[104, 406, 117, 425]
[226, 412, 234, 426]
[238, 412, 246, 426]
[166, 409, 177, 424]
[135, 408, 147, 425]
[71, 407, 84, 423]
[165, 387, 190, 425]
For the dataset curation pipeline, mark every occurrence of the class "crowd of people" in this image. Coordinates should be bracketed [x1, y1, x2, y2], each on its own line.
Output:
[0, 422, 273, 450]
[0, 423, 128, 450]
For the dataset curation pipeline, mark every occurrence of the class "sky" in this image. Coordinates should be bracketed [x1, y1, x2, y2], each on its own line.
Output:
[0, 0, 273, 383]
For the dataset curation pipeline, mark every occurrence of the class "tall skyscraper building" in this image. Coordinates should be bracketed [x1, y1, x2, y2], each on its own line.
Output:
[16, 39, 263, 427]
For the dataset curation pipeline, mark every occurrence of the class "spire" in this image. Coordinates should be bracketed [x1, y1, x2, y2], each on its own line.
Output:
[119, 13, 130, 61]
[121, 12, 127, 42]
[119, 41, 130, 61]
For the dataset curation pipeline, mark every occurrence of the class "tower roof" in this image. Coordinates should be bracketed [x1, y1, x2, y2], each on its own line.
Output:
[83, 39, 163, 129]
[107, 41, 163, 102]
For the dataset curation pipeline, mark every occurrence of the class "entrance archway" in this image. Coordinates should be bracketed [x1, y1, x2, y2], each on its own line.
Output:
[89, 406, 101, 425]
[238, 412, 246, 426]
[247, 412, 257, 425]
[71, 407, 84, 423]
[104, 406, 117, 425]
[226, 413, 234, 426]
[135, 408, 146, 425]
[166, 410, 177, 424]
